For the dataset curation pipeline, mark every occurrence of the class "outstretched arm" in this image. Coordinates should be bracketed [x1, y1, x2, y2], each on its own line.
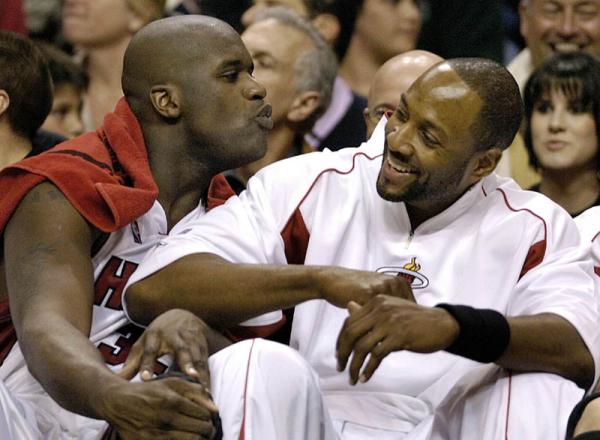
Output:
[126, 253, 415, 329]
[5, 183, 218, 438]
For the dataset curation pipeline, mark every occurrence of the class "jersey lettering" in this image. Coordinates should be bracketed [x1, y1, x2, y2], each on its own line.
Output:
[97, 323, 167, 374]
[94, 256, 138, 310]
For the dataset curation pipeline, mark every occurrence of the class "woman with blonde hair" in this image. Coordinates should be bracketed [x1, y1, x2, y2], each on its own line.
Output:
[61, 0, 165, 130]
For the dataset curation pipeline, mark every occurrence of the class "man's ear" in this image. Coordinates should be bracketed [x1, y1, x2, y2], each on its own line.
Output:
[0, 90, 9, 118]
[287, 91, 321, 123]
[150, 85, 181, 119]
[311, 13, 340, 46]
[471, 147, 502, 181]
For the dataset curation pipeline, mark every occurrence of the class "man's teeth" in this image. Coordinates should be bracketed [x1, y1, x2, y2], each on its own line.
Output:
[388, 158, 416, 173]
[554, 43, 580, 52]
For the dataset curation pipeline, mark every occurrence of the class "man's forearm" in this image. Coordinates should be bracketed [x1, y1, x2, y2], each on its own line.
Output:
[19, 314, 126, 421]
[126, 254, 324, 328]
[497, 313, 594, 389]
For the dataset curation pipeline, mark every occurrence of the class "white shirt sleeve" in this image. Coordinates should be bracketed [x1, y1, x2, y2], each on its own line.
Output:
[510, 208, 600, 388]
[123, 176, 289, 326]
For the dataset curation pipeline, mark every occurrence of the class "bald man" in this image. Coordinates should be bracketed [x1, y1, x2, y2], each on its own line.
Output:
[363, 49, 443, 138]
[0, 15, 307, 440]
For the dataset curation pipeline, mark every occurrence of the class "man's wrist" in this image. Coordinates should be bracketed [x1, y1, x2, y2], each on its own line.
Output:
[435, 303, 511, 363]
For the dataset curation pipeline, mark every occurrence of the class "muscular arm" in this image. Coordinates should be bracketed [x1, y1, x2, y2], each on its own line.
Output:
[497, 313, 594, 389]
[4, 182, 122, 418]
[127, 253, 413, 329]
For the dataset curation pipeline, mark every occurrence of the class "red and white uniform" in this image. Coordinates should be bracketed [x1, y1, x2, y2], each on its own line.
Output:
[0, 202, 313, 440]
[128, 121, 600, 439]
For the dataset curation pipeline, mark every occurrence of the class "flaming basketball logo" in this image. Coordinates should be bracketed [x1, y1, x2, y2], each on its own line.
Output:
[376, 257, 429, 289]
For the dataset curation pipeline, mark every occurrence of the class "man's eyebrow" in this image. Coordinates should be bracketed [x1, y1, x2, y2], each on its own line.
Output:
[217, 59, 245, 70]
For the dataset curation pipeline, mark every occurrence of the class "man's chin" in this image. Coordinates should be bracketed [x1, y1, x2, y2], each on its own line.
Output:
[376, 179, 407, 203]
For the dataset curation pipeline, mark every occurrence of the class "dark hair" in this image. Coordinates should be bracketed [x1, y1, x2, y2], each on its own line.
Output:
[448, 57, 523, 151]
[523, 52, 600, 171]
[304, 0, 364, 60]
[0, 31, 53, 139]
[37, 42, 88, 92]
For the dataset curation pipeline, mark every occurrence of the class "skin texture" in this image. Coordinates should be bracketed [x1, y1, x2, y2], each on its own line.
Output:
[520, 0, 600, 68]
[364, 50, 443, 138]
[128, 61, 595, 390]
[3, 16, 270, 439]
[41, 84, 85, 139]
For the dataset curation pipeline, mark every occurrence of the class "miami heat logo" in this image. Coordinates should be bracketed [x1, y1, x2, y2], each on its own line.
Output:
[376, 257, 429, 289]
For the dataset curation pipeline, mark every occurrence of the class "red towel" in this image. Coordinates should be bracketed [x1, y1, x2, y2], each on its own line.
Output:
[0, 97, 234, 363]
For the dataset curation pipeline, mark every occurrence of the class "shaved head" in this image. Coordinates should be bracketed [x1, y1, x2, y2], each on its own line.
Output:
[122, 15, 243, 119]
[120, 15, 270, 175]
[365, 50, 443, 137]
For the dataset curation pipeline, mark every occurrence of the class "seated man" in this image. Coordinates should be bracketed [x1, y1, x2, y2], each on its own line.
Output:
[0, 15, 318, 440]
[126, 58, 600, 438]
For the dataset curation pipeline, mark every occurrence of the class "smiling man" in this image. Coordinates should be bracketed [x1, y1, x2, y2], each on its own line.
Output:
[126, 58, 599, 438]
[510, 0, 600, 91]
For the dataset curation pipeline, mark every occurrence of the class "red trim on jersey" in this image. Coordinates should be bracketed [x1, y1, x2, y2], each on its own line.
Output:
[595, 267, 600, 277]
[224, 318, 287, 342]
[519, 240, 546, 279]
[207, 173, 236, 211]
[279, 150, 382, 264]
[504, 371, 513, 440]
[592, 230, 600, 243]
[281, 209, 310, 264]
[238, 339, 257, 440]
[496, 188, 548, 277]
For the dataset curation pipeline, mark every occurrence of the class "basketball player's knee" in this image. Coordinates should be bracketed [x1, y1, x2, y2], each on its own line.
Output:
[251, 339, 317, 388]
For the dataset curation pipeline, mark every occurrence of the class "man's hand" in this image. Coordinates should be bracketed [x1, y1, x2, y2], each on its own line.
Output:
[317, 269, 415, 308]
[119, 309, 213, 387]
[99, 376, 218, 439]
[335, 296, 459, 384]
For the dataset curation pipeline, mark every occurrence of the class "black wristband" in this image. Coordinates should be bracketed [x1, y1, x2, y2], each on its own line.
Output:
[436, 303, 510, 363]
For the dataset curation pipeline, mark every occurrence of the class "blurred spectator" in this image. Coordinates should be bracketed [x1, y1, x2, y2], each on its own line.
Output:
[510, 0, 600, 91]
[24, 0, 61, 42]
[0, 31, 54, 169]
[61, 0, 165, 130]
[242, 0, 368, 151]
[339, 0, 422, 97]
[500, 0, 600, 190]
[38, 43, 87, 139]
[523, 52, 600, 216]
